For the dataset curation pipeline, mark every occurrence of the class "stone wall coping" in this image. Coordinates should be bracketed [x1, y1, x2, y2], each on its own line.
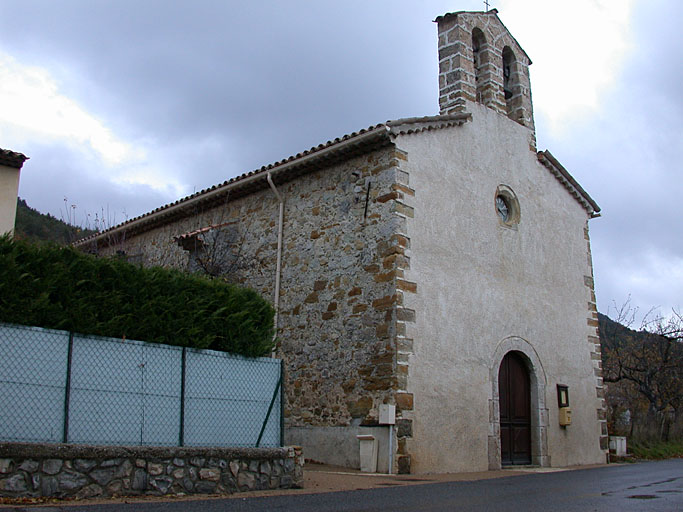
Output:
[0, 442, 298, 461]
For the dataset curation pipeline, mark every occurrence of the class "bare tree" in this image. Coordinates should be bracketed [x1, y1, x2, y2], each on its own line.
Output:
[601, 301, 683, 441]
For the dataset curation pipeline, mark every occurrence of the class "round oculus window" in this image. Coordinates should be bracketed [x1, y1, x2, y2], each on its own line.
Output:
[496, 195, 510, 222]
[495, 185, 520, 226]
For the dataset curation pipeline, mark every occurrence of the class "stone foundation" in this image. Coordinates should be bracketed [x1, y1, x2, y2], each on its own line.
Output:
[0, 443, 303, 498]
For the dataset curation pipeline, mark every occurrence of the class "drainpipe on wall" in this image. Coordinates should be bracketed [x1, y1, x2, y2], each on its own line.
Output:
[267, 172, 284, 357]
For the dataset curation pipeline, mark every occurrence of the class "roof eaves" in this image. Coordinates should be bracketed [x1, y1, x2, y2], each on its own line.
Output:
[387, 112, 472, 136]
[0, 149, 29, 169]
[537, 150, 601, 217]
[74, 124, 394, 247]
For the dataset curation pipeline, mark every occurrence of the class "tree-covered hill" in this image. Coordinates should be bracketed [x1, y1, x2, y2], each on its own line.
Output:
[14, 198, 96, 244]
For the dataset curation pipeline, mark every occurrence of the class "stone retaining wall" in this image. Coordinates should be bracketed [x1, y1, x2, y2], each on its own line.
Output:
[0, 443, 303, 498]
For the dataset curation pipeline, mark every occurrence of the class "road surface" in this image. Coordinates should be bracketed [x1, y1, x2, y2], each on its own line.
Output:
[1, 459, 681, 511]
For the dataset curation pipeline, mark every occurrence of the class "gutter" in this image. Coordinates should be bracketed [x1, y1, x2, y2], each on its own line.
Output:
[267, 172, 284, 356]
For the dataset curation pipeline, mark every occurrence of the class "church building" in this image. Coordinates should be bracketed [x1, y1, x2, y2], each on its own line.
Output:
[78, 10, 607, 473]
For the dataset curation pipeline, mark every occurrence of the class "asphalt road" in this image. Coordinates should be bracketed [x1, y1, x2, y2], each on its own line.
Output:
[2, 459, 681, 511]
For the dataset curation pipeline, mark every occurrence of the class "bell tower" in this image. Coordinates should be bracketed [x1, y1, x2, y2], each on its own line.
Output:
[435, 10, 535, 134]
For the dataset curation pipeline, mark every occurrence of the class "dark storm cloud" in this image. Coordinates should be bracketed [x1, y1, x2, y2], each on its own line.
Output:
[3, 0, 680, 317]
[1, 0, 445, 182]
[16, 142, 171, 229]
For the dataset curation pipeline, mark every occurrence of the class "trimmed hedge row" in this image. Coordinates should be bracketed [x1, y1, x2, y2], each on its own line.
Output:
[0, 237, 274, 357]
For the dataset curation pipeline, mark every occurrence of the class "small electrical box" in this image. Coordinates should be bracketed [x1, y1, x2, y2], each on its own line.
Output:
[559, 407, 572, 426]
[379, 404, 396, 425]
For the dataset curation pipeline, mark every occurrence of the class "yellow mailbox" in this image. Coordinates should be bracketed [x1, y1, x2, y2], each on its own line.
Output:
[557, 384, 571, 427]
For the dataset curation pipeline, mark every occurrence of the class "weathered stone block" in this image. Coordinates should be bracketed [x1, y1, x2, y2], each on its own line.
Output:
[397, 455, 411, 474]
[0, 474, 27, 492]
[147, 462, 164, 476]
[348, 286, 362, 296]
[132, 469, 147, 491]
[42, 459, 62, 475]
[73, 459, 96, 472]
[107, 480, 123, 494]
[57, 470, 88, 491]
[41, 475, 58, 496]
[190, 457, 205, 467]
[347, 397, 373, 418]
[396, 279, 417, 293]
[199, 468, 220, 482]
[397, 418, 413, 437]
[0, 459, 12, 474]
[150, 476, 174, 494]
[237, 471, 255, 490]
[76, 483, 103, 499]
[396, 393, 414, 411]
[91, 468, 116, 486]
[372, 294, 398, 311]
[115, 459, 133, 478]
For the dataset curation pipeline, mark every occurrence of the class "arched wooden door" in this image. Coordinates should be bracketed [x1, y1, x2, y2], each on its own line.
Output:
[498, 351, 531, 465]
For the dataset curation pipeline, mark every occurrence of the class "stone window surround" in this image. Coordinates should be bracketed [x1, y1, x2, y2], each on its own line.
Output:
[495, 184, 521, 228]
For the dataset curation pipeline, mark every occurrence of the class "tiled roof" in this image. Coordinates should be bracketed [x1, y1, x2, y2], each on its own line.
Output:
[0, 148, 29, 169]
[74, 112, 598, 246]
[75, 114, 471, 246]
[537, 150, 600, 216]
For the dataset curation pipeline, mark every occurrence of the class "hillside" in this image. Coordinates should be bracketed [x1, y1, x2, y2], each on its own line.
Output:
[14, 198, 96, 245]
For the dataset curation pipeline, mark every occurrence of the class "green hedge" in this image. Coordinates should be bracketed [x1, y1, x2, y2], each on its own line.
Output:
[0, 236, 274, 357]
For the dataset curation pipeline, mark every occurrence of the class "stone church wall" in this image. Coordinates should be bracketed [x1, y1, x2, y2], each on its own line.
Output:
[97, 146, 415, 469]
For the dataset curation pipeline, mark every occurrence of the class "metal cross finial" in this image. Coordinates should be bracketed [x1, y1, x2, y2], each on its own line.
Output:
[484, 0, 490, 10]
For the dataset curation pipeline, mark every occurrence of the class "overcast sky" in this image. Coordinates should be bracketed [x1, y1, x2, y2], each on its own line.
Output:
[1, 0, 680, 323]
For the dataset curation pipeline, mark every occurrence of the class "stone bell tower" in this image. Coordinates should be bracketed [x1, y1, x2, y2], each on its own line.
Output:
[435, 10, 535, 134]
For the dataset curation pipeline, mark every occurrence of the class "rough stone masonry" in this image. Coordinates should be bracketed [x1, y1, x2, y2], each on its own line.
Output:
[0, 443, 303, 498]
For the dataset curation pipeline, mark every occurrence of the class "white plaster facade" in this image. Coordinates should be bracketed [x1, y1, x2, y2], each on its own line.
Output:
[0, 149, 28, 236]
[395, 102, 605, 471]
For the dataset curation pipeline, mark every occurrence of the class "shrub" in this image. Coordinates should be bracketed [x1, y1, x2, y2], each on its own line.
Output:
[0, 236, 274, 357]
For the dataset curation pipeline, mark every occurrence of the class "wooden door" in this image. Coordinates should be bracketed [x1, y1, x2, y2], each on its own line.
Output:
[498, 351, 531, 465]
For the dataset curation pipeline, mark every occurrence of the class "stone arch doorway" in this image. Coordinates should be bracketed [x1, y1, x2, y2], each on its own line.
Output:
[498, 351, 531, 465]
[489, 337, 549, 469]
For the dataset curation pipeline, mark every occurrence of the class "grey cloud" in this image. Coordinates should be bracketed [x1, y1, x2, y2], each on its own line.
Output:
[4, 0, 680, 317]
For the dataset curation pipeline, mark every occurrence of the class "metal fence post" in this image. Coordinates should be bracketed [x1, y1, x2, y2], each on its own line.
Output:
[62, 332, 74, 443]
[255, 367, 282, 448]
[280, 359, 285, 447]
[179, 347, 187, 446]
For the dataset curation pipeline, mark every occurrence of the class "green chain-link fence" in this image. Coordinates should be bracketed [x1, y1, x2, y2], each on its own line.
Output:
[0, 323, 283, 447]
